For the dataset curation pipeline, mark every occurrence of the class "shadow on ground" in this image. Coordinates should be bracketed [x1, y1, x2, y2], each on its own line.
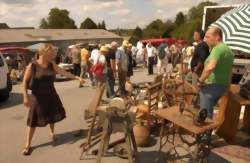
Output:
[0, 93, 23, 110]
[32, 129, 89, 151]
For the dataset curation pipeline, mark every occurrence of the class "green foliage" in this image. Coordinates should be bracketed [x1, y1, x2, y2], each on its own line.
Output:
[101, 20, 106, 30]
[129, 36, 139, 45]
[188, 1, 217, 20]
[132, 26, 143, 39]
[175, 12, 185, 26]
[171, 19, 202, 42]
[140, 1, 218, 42]
[143, 19, 168, 38]
[39, 8, 76, 29]
[80, 17, 98, 29]
[97, 23, 102, 29]
[96, 20, 106, 29]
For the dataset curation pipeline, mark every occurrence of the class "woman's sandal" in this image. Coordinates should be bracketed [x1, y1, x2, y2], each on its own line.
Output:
[22, 147, 31, 155]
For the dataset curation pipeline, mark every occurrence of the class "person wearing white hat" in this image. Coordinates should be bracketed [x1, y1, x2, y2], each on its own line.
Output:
[91, 46, 107, 86]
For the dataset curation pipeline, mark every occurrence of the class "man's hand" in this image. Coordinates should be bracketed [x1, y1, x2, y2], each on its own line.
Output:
[197, 79, 205, 88]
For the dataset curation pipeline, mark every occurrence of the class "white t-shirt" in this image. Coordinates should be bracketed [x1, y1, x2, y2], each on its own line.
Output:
[90, 49, 105, 65]
[146, 46, 156, 57]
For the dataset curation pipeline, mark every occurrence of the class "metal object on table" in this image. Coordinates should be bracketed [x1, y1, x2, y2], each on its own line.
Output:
[96, 98, 139, 163]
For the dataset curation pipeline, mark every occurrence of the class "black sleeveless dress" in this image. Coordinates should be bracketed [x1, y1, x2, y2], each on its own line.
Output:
[27, 62, 66, 127]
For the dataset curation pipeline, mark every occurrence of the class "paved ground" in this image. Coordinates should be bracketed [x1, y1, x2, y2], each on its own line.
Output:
[0, 67, 249, 163]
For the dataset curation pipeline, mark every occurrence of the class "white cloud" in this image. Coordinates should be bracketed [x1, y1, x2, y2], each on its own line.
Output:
[0, 3, 9, 16]
[109, 9, 131, 15]
[82, 0, 125, 12]
[0, 0, 244, 29]
[156, 9, 164, 14]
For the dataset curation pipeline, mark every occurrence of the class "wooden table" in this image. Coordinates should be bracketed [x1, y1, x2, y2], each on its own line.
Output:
[156, 106, 219, 135]
[156, 106, 219, 162]
[216, 84, 250, 141]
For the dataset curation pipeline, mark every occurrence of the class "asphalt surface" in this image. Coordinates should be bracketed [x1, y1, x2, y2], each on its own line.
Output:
[0, 67, 248, 163]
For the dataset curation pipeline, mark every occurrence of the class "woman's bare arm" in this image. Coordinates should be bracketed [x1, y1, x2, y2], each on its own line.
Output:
[52, 63, 83, 81]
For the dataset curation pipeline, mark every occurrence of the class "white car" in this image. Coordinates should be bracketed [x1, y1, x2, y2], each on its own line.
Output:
[56, 62, 74, 79]
[0, 52, 12, 101]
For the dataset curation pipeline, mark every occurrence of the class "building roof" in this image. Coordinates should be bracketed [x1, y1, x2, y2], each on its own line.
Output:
[0, 29, 122, 44]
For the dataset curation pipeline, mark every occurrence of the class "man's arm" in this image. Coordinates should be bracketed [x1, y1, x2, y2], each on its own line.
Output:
[116, 50, 121, 72]
[199, 59, 217, 82]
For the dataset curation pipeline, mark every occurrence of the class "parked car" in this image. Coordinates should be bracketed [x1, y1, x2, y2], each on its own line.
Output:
[0, 52, 12, 101]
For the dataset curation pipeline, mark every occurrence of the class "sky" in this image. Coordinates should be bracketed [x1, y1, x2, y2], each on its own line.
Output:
[0, 0, 248, 29]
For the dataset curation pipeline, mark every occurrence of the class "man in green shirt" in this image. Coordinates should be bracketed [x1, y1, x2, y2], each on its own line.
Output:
[198, 27, 234, 119]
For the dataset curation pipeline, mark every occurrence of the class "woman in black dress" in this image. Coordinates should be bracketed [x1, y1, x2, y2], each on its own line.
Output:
[22, 44, 85, 155]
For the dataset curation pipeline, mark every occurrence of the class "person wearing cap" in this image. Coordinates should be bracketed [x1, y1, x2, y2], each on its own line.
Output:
[104, 42, 118, 98]
[116, 40, 129, 96]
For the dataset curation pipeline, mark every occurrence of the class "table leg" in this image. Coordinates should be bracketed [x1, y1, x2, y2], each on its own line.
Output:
[243, 105, 250, 134]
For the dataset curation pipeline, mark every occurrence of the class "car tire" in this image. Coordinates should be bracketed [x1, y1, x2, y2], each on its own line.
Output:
[0, 90, 10, 102]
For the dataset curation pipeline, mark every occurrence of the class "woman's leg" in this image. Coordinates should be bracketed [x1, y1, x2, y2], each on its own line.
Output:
[49, 123, 56, 141]
[49, 123, 55, 139]
[23, 126, 36, 153]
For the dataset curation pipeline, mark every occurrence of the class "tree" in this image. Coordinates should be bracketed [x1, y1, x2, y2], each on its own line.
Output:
[101, 20, 106, 30]
[143, 19, 168, 38]
[39, 18, 48, 29]
[132, 26, 143, 39]
[188, 1, 217, 20]
[80, 18, 98, 29]
[116, 27, 122, 36]
[162, 20, 174, 38]
[97, 22, 102, 29]
[129, 36, 139, 45]
[39, 8, 76, 29]
[175, 12, 185, 26]
[171, 1, 218, 42]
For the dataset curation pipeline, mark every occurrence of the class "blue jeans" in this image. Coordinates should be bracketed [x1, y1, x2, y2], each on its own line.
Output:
[105, 68, 115, 98]
[199, 84, 228, 119]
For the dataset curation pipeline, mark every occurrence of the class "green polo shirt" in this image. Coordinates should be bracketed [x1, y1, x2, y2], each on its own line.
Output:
[205, 43, 234, 85]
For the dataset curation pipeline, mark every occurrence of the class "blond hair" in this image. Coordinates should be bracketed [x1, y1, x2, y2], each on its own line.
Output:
[38, 43, 54, 57]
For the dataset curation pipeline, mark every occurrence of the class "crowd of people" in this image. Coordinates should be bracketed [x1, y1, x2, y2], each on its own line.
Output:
[66, 40, 135, 97]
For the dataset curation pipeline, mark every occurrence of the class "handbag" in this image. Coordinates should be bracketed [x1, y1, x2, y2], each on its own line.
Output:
[28, 63, 36, 90]
[90, 55, 104, 77]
